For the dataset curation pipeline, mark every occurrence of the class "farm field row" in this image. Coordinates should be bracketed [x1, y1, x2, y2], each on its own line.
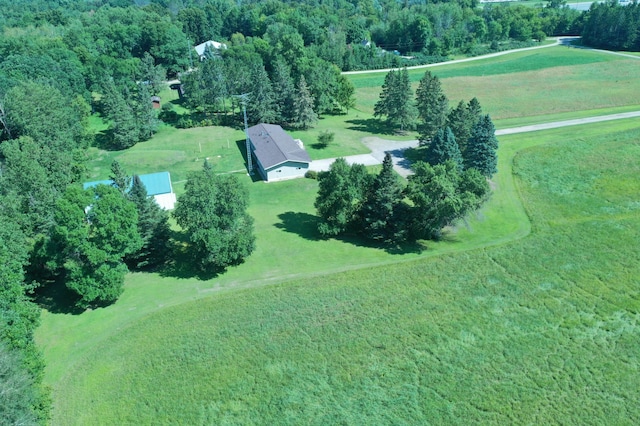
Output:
[37, 44, 640, 423]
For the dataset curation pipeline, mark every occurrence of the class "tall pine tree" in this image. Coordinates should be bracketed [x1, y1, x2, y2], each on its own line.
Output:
[247, 61, 277, 125]
[374, 68, 416, 132]
[360, 153, 406, 243]
[271, 58, 296, 124]
[465, 114, 498, 178]
[109, 160, 131, 196]
[126, 175, 172, 270]
[416, 70, 449, 146]
[293, 75, 318, 129]
[425, 126, 464, 171]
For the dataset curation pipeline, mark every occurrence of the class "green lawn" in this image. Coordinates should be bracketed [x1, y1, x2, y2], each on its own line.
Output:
[36, 45, 640, 424]
[41, 118, 640, 424]
[351, 46, 640, 126]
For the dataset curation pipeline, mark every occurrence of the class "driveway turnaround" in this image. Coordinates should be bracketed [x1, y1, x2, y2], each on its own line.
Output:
[309, 111, 640, 177]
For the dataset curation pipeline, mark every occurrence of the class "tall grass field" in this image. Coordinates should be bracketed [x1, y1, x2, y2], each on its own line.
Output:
[36, 45, 640, 424]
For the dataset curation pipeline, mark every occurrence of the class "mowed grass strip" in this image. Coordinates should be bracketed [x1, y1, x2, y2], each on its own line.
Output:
[351, 46, 640, 124]
[51, 123, 640, 424]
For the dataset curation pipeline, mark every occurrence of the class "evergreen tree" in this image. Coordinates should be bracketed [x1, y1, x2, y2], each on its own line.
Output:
[315, 158, 372, 236]
[173, 161, 255, 271]
[406, 161, 489, 240]
[465, 114, 498, 178]
[271, 58, 296, 124]
[424, 127, 463, 171]
[139, 51, 166, 96]
[109, 160, 131, 196]
[247, 61, 277, 124]
[374, 68, 416, 132]
[133, 82, 158, 141]
[459, 97, 483, 156]
[360, 153, 406, 243]
[292, 75, 318, 130]
[101, 82, 139, 150]
[199, 57, 227, 112]
[416, 70, 449, 146]
[335, 74, 356, 114]
[126, 175, 172, 269]
[447, 97, 482, 155]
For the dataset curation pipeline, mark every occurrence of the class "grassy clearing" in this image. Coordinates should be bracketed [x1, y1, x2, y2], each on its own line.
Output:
[45, 120, 640, 424]
[351, 46, 640, 125]
[38, 46, 640, 423]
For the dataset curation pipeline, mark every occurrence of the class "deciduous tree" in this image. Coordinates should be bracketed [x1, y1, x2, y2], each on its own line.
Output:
[173, 161, 255, 271]
[47, 185, 142, 308]
[315, 158, 372, 236]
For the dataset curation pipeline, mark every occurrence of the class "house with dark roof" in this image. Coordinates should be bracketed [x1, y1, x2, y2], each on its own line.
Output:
[83, 171, 176, 210]
[248, 123, 311, 182]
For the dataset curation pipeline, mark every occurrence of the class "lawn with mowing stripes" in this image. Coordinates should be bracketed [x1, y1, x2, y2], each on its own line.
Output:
[46, 120, 640, 424]
[351, 46, 640, 127]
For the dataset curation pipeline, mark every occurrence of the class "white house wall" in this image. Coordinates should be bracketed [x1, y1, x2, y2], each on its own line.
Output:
[154, 193, 177, 210]
[265, 161, 309, 182]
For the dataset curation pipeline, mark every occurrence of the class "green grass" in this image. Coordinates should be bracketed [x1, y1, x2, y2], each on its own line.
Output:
[87, 125, 247, 183]
[41, 119, 640, 424]
[37, 46, 640, 424]
[350, 46, 640, 124]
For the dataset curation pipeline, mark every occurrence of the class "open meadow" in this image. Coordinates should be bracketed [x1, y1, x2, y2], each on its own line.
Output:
[36, 44, 640, 423]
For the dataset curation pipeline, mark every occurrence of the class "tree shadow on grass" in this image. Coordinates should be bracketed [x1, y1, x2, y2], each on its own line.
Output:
[93, 128, 116, 151]
[276, 211, 426, 255]
[275, 212, 323, 241]
[345, 118, 399, 135]
[32, 279, 85, 315]
[157, 232, 221, 280]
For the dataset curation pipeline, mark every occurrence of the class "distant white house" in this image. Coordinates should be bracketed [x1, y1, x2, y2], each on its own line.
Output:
[194, 40, 227, 60]
[248, 123, 311, 182]
[83, 171, 177, 210]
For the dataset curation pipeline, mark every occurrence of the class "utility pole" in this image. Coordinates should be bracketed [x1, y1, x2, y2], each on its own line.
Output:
[235, 93, 253, 174]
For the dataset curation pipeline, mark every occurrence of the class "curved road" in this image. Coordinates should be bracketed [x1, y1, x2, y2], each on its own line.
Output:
[316, 38, 640, 176]
[342, 37, 566, 76]
[309, 111, 640, 177]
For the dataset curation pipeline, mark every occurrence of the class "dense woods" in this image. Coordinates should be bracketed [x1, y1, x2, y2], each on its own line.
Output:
[582, 1, 640, 51]
[0, 0, 630, 422]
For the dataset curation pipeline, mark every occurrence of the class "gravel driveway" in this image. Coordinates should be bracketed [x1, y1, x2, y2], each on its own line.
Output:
[309, 110, 640, 177]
